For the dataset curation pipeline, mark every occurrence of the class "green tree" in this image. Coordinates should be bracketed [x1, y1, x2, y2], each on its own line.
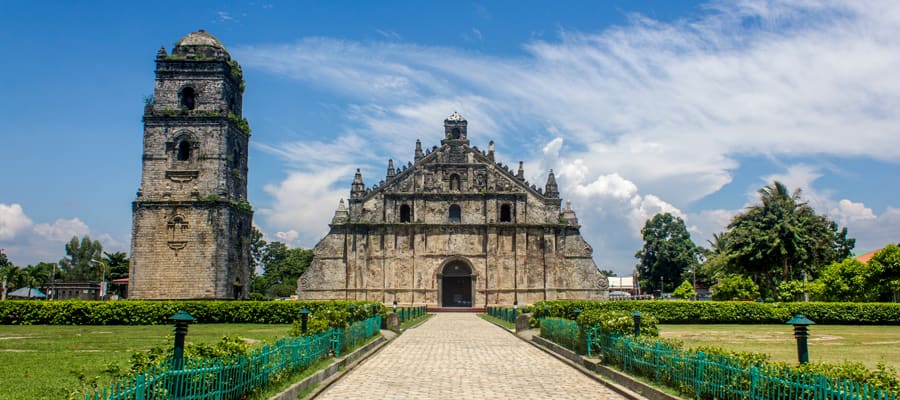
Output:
[249, 226, 267, 278]
[635, 213, 699, 292]
[672, 280, 697, 299]
[711, 274, 759, 301]
[776, 279, 813, 302]
[102, 251, 130, 280]
[59, 235, 104, 281]
[599, 269, 616, 277]
[814, 258, 874, 302]
[724, 181, 854, 299]
[256, 241, 314, 298]
[870, 244, 900, 302]
[1, 250, 17, 300]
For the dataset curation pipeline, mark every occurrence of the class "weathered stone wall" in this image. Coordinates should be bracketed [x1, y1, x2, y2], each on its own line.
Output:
[130, 203, 250, 299]
[299, 224, 607, 305]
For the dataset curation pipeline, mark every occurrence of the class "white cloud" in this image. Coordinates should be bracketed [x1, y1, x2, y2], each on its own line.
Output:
[0, 203, 32, 241]
[233, 0, 900, 273]
[259, 168, 354, 248]
[33, 218, 90, 243]
[573, 173, 638, 200]
[275, 230, 300, 244]
[842, 207, 900, 254]
[0, 203, 125, 266]
[216, 11, 234, 22]
[830, 199, 877, 226]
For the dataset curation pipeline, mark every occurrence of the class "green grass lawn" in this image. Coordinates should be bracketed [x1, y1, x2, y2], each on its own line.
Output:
[0, 324, 292, 400]
[659, 324, 900, 373]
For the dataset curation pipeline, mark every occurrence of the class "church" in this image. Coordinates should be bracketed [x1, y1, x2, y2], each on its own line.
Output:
[298, 112, 609, 306]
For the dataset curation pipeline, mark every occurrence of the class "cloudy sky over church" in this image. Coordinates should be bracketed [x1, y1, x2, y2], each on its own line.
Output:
[2, 1, 898, 275]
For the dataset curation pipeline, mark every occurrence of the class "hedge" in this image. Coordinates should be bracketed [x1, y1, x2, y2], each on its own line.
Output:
[530, 300, 900, 325]
[0, 300, 386, 325]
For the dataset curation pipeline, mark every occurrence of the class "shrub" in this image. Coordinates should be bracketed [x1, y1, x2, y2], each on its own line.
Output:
[672, 280, 696, 299]
[712, 275, 759, 301]
[577, 309, 659, 337]
[0, 300, 385, 325]
[531, 300, 900, 325]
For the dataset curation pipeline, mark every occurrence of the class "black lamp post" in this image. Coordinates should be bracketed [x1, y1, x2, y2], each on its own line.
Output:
[786, 314, 815, 364]
[513, 300, 519, 319]
[392, 299, 398, 313]
[348, 304, 356, 321]
[631, 311, 642, 337]
[169, 310, 195, 370]
[372, 303, 379, 317]
[169, 310, 195, 398]
[299, 307, 311, 334]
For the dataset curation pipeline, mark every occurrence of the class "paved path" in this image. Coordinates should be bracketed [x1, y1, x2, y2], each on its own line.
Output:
[314, 313, 627, 399]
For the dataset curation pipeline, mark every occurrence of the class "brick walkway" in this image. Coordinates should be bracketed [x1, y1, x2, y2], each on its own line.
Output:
[313, 313, 627, 399]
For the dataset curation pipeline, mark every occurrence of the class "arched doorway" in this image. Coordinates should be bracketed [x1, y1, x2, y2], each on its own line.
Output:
[441, 261, 472, 307]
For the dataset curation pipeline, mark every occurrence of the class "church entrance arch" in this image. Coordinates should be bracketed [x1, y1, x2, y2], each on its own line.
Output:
[440, 259, 473, 307]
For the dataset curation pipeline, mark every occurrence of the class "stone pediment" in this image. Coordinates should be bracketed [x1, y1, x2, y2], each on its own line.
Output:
[360, 143, 543, 200]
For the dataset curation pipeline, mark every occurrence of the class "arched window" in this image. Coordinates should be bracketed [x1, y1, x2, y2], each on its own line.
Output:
[180, 87, 196, 110]
[399, 204, 411, 223]
[449, 204, 461, 223]
[500, 204, 512, 222]
[176, 140, 191, 161]
[451, 128, 460, 139]
[231, 147, 241, 168]
[449, 174, 461, 191]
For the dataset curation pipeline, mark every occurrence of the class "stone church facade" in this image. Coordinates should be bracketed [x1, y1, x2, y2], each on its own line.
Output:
[129, 31, 252, 299]
[298, 113, 608, 306]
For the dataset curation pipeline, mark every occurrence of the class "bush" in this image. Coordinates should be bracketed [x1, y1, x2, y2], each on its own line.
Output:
[531, 300, 900, 325]
[672, 280, 696, 300]
[129, 335, 251, 374]
[712, 275, 759, 301]
[0, 300, 386, 325]
[577, 309, 659, 336]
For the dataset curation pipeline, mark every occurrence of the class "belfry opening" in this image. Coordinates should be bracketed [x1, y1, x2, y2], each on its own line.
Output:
[441, 261, 473, 307]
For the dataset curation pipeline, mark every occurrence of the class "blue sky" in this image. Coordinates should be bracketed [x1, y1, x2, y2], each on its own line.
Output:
[1, 1, 898, 276]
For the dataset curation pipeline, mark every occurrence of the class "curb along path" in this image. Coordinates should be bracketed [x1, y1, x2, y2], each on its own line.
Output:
[313, 313, 627, 399]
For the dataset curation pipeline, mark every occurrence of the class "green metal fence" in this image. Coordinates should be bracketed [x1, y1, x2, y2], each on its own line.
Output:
[486, 306, 519, 324]
[395, 306, 426, 323]
[85, 316, 381, 400]
[540, 318, 900, 400]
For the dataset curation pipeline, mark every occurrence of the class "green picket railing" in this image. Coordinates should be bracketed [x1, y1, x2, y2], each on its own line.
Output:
[395, 306, 427, 324]
[540, 318, 900, 400]
[84, 316, 381, 400]
[486, 306, 519, 324]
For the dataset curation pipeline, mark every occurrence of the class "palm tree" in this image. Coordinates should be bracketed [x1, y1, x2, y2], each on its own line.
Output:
[1, 265, 19, 300]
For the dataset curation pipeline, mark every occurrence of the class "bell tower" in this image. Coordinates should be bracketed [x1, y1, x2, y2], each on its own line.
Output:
[130, 30, 252, 299]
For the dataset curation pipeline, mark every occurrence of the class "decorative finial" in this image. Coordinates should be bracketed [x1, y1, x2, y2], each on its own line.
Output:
[351, 169, 365, 199]
[545, 169, 559, 198]
[415, 139, 424, 160]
